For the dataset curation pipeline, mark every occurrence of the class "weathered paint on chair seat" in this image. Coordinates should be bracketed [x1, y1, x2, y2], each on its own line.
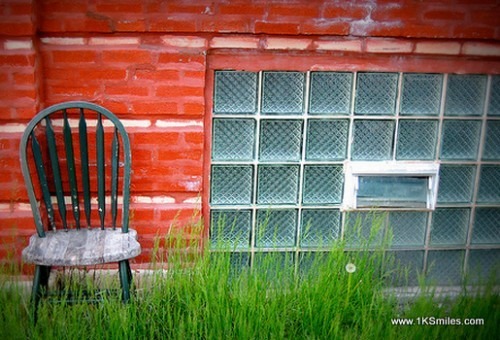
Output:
[22, 229, 141, 266]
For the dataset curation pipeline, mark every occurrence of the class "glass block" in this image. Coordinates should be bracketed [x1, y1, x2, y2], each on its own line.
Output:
[472, 208, 500, 244]
[257, 165, 299, 204]
[229, 252, 251, 275]
[259, 120, 303, 161]
[400, 73, 443, 116]
[482, 120, 500, 160]
[210, 210, 252, 249]
[389, 212, 427, 248]
[309, 72, 352, 114]
[488, 75, 500, 116]
[426, 250, 464, 286]
[477, 166, 500, 203]
[430, 209, 470, 246]
[467, 249, 500, 283]
[262, 72, 304, 114]
[300, 209, 341, 247]
[303, 165, 343, 205]
[212, 119, 255, 161]
[437, 165, 475, 203]
[344, 212, 387, 248]
[256, 210, 297, 247]
[351, 120, 395, 160]
[396, 120, 437, 160]
[354, 72, 398, 115]
[214, 71, 257, 114]
[440, 120, 481, 160]
[388, 251, 424, 286]
[211, 165, 253, 205]
[445, 74, 487, 116]
[306, 119, 348, 160]
[253, 252, 295, 284]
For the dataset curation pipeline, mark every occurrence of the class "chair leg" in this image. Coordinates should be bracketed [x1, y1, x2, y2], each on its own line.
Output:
[31, 265, 51, 323]
[118, 260, 131, 303]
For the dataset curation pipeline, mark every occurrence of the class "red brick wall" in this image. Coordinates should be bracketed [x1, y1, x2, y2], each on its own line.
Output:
[1, 0, 499, 267]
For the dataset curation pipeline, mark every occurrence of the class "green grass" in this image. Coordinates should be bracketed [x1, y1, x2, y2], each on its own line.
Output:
[1, 218, 498, 339]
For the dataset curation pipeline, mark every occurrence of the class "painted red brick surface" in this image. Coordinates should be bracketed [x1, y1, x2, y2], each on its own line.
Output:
[0, 0, 499, 268]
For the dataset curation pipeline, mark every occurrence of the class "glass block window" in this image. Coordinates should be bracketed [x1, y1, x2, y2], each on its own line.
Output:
[210, 70, 500, 287]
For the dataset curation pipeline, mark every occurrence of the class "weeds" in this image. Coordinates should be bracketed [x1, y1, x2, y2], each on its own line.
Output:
[0, 214, 498, 339]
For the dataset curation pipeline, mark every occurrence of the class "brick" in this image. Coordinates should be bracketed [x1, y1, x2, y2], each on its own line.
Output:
[365, 38, 413, 53]
[115, 19, 146, 32]
[453, 26, 496, 39]
[265, 37, 312, 50]
[133, 69, 180, 81]
[160, 35, 207, 49]
[371, 4, 422, 22]
[182, 103, 205, 115]
[95, 3, 143, 13]
[148, 18, 197, 32]
[40, 37, 86, 45]
[0, 20, 34, 36]
[254, 21, 300, 35]
[470, 10, 500, 26]
[0, 54, 35, 67]
[102, 50, 152, 64]
[301, 21, 350, 35]
[323, 4, 369, 20]
[131, 101, 178, 115]
[218, 4, 265, 16]
[4, 40, 33, 50]
[423, 9, 466, 21]
[155, 85, 204, 97]
[268, 4, 318, 18]
[462, 42, 500, 56]
[415, 41, 461, 55]
[51, 50, 98, 63]
[89, 37, 141, 45]
[105, 85, 149, 96]
[210, 36, 259, 49]
[155, 119, 203, 128]
[314, 39, 362, 52]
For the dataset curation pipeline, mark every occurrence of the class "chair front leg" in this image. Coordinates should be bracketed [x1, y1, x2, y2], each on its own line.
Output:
[31, 265, 51, 323]
[118, 260, 130, 303]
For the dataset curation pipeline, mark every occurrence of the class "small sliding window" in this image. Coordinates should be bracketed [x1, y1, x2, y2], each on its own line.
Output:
[343, 162, 440, 210]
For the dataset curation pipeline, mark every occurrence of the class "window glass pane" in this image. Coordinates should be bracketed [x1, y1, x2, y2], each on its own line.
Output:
[259, 120, 302, 161]
[437, 165, 475, 203]
[445, 74, 486, 116]
[355, 72, 398, 115]
[306, 119, 348, 160]
[212, 119, 255, 161]
[211, 165, 253, 205]
[488, 75, 500, 116]
[477, 166, 500, 203]
[396, 120, 438, 160]
[389, 212, 427, 247]
[255, 210, 297, 247]
[303, 165, 343, 204]
[262, 72, 304, 114]
[257, 165, 299, 204]
[400, 73, 442, 115]
[482, 120, 500, 160]
[352, 120, 395, 160]
[309, 72, 352, 114]
[387, 250, 424, 286]
[467, 249, 500, 284]
[440, 120, 481, 160]
[472, 208, 500, 244]
[427, 250, 464, 285]
[210, 210, 252, 249]
[357, 176, 428, 208]
[300, 209, 341, 247]
[430, 209, 470, 245]
[214, 71, 257, 114]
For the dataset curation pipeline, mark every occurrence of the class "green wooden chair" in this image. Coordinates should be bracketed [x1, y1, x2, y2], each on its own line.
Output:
[20, 101, 141, 317]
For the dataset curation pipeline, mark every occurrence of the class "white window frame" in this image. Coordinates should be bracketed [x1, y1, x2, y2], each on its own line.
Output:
[342, 161, 440, 211]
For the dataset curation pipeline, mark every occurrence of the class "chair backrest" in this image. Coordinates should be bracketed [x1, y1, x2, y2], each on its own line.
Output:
[20, 101, 131, 237]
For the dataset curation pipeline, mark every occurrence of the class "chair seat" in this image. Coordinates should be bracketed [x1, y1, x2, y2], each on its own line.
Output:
[22, 228, 141, 266]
